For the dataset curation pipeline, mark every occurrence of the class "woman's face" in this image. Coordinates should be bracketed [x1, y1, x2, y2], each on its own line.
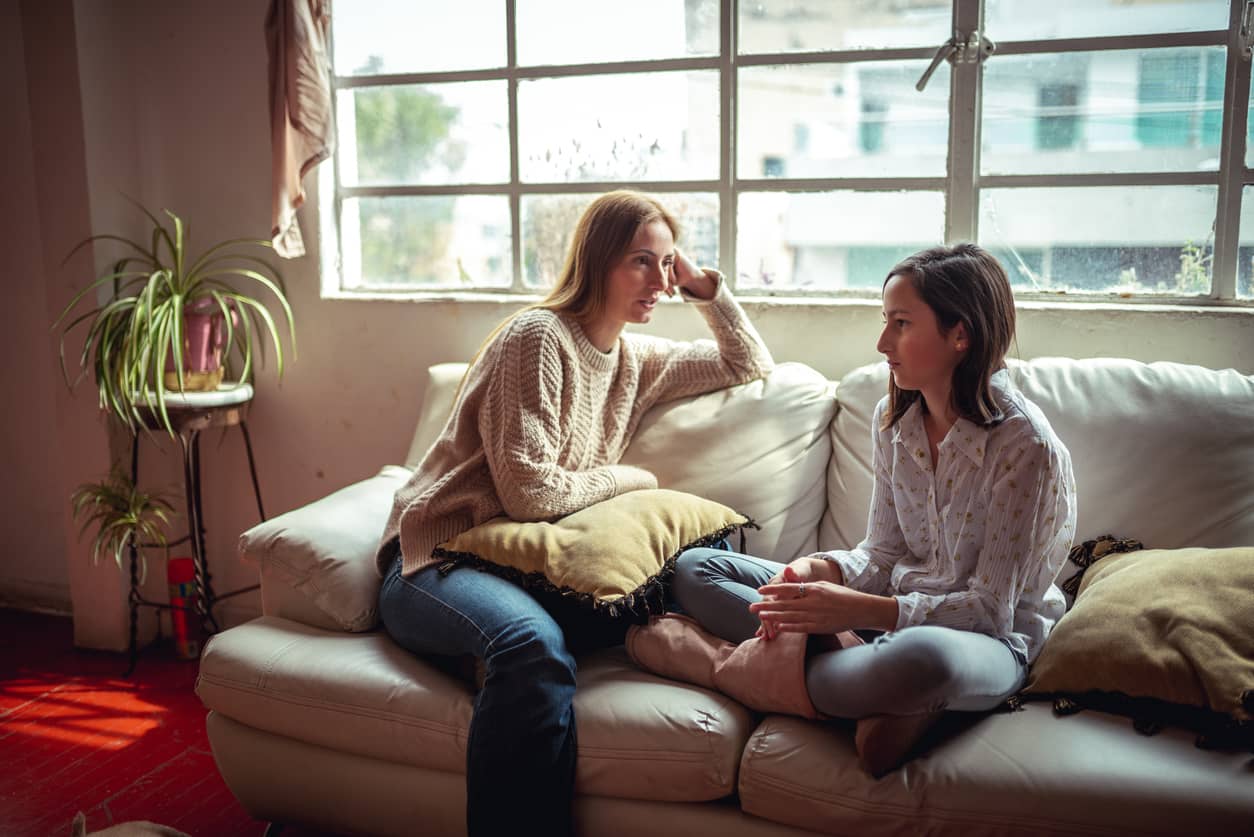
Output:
[877, 273, 966, 395]
[601, 220, 675, 328]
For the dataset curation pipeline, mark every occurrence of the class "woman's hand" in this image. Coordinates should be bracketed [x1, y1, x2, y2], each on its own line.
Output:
[752, 565, 898, 639]
[668, 247, 717, 300]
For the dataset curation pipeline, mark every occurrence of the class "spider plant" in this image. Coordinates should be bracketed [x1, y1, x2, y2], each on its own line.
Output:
[70, 468, 175, 582]
[53, 203, 296, 434]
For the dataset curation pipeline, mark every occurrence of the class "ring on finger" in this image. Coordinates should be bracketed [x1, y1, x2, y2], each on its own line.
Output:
[798, 583, 807, 598]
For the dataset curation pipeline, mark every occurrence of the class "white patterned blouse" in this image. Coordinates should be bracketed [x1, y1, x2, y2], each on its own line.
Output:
[821, 370, 1077, 664]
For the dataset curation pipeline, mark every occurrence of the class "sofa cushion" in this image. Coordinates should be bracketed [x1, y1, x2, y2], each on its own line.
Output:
[621, 361, 836, 563]
[737, 708, 1254, 837]
[239, 466, 411, 632]
[197, 617, 756, 803]
[435, 489, 750, 621]
[823, 358, 1254, 593]
[819, 362, 880, 555]
[1025, 546, 1254, 723]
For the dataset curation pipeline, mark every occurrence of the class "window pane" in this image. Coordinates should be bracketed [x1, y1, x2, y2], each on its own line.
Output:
[337, 83, 508, 186]
[519, 72, 719, 183]
[982, 48, 1224, 175]
[737, 191, 945, 291]
[332, 0, 504, 75]
[522, 193, 718, 289]
[517, 0, 717, 65]
[1241, 187, 1254, 299]
[739, 62, 949, 179]
[1247, 81, 1254, 169]
[739, 0, 950, 55]
[979, 186, 1216, 295]
[341, 196, 511, 289]
[984, 0, 1227, 41]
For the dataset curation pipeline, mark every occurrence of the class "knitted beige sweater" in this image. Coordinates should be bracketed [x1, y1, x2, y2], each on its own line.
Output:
[378, 276, 774, 577]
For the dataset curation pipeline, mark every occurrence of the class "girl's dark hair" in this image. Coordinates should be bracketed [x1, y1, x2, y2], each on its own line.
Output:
[882, 243, 1016, 429]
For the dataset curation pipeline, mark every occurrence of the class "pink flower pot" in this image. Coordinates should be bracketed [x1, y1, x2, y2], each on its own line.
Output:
[182, 300, 226, 373]
[163, 300, 233, 391]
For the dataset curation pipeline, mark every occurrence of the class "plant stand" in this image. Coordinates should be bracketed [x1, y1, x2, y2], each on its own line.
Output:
[124, 383, 265, 676]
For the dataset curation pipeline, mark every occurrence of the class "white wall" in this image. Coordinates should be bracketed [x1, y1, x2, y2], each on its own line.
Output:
[2, 0, 1252, 649]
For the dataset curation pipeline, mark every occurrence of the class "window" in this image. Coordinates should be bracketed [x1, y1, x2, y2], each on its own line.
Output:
[323, 0, 1252, 303]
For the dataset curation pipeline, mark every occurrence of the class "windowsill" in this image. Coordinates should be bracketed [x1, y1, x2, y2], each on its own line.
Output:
[320, 287, 1254, 317]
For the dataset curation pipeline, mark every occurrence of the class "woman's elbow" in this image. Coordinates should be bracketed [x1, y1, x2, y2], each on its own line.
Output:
[729, 353, 774, 385]
[500, 492, 555, 523]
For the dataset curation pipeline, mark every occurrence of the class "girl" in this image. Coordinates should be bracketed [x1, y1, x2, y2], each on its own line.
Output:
[376, 190, 774, 836]
[671, 243, 1076, 773]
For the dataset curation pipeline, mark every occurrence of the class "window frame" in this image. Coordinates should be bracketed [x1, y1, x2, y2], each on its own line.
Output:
[320, 0, 1254, 305]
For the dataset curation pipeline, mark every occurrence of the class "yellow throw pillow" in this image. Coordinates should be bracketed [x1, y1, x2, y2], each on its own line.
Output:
[433, 489, 752, 622]
[1026, 547, 1254, 723]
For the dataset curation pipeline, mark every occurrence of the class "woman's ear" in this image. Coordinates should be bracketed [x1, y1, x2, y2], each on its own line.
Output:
[952, 323, 969, 352]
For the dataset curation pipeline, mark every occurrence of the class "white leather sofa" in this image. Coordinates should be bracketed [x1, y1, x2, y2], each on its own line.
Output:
[196, 357, 1254, 836]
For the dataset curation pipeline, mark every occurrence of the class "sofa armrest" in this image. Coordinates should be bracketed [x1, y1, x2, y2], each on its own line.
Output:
[238, 466, 412, 632]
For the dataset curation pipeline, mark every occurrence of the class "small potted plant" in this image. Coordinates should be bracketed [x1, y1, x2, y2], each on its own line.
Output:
[70, 468, 175, 582]
[54, 203, 296, 434]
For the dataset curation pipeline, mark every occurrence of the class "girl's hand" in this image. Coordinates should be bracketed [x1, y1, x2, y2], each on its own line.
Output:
[755, 562, 818, 639]
[669, 247, 717, 300]
[752, 566, 898, 639]
[764, 555, 838, 587]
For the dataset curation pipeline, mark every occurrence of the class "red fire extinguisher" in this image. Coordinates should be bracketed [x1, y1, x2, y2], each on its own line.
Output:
[167, 556, 202, 660]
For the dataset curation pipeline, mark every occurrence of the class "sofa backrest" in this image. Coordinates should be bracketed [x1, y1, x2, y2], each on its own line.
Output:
[406, 363, 472, 468]
[823, 357, 1254, 589]
[617, 362, 836, 563]
[407, 356, 1254, 583]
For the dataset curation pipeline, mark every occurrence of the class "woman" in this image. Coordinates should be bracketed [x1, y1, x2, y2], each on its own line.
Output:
[671, 243, 1076, 773]
[376, 190, 774, 835]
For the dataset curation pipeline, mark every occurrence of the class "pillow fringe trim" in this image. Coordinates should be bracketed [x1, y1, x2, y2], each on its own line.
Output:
[1012, 690, 1254, 753]
[431, 518, 757, 624]
[1061, 534, 1143, 598]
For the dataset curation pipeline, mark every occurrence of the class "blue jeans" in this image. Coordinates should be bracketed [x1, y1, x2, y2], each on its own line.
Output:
[672, 547, 1026, 717]
[378, 549, 623, 837]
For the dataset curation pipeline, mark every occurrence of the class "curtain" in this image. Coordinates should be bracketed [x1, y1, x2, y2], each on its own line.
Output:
[267, 0, 334, 259]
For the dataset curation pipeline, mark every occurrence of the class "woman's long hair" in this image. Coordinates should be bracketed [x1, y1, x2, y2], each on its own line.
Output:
[538, 190, 680, 322]
[458, 191, 681, 397]
[882, 243, 1016, 429]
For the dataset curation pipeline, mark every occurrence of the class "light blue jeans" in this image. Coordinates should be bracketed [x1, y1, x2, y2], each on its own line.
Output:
[672, 547, 1027, 717]
[378, 545, 624, 837]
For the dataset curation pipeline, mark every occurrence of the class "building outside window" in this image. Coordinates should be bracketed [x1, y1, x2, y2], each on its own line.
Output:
[321, 0, 1254, 302]
[1036, 83, 1080, 151]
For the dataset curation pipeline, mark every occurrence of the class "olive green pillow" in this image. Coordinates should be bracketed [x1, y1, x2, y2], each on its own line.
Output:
[1026, 547, 1254, 723]
[432, 489, 751, 622]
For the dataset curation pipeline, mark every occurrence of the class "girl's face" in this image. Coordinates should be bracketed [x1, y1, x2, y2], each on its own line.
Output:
[877, 273, 966, 395]
[601, 220, 675, 328]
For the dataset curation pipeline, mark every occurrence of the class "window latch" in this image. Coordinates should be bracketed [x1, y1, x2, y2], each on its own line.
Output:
[916, 30, 997, 92]
[1241, 0, 1254, 61]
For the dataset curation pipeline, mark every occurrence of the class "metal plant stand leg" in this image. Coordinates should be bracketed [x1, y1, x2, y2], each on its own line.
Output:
[206, 420, 264, 612]
[180, 429, 220, 633]
[184, 423, 268, 626]
[239, 419, 266, 520]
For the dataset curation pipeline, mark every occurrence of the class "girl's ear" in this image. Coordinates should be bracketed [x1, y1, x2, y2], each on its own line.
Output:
[952, 323, 970, 351]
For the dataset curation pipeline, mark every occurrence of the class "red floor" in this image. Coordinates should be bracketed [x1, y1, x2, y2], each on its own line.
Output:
[0, 607, 266, 836]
